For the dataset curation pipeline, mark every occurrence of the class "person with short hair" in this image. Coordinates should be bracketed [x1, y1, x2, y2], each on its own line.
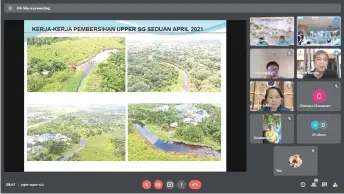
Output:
[331, 34, 341, 46]
[276, 36, 290, 46]
[303, 50, 338, 79]
[298, 31, 307, 45]
[265, 61, 283, 79]
[256, 37, 268, 46]
[260, 87, 291, 112]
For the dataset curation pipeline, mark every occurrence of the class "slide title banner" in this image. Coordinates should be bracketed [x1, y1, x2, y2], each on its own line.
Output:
[25, 20, 226, 33]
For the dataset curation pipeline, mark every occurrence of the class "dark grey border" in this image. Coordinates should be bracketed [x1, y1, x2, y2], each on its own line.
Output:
[3, 4, 341, 13]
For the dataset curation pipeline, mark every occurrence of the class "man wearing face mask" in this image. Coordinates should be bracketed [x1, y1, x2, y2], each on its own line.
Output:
[256, 37, 268, 46]
[264, 61, 283, 79]
[303, 50, 338, 79]
[276, 36, 290, 46]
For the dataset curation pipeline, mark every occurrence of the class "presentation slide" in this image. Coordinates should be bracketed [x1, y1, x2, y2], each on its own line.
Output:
[24, 20, 227, 172]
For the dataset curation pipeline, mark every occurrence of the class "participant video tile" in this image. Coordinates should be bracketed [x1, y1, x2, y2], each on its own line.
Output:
[250, 49, 294, 79]
[250, 114, 294, 144]
[296, 81, 341, 111]
[297, 114, 341, 144]
[274, 146, 318, 176]
[250, 81, 294, 112]
[250, 17, 294, 46]
[297, 49, 341, 79]
[297, 16, 341, 46]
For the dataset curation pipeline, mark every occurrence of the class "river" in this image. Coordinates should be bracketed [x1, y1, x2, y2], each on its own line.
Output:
[152, 57, 190, 92]
[164, 62, 189, 92]
[75, 49, 118, 92]
[134, 121, 221, 158]
[181, 70, 189, 92]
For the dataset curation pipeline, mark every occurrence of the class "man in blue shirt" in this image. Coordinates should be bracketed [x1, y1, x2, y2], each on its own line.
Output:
[331, 34, 341, 46]
[276, 36, 290, 46]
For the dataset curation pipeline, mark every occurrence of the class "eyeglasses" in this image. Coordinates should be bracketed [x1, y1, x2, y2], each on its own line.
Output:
[268, 67, 278, 72]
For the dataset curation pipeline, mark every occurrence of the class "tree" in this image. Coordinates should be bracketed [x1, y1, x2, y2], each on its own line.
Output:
[27, 73, 45, 92]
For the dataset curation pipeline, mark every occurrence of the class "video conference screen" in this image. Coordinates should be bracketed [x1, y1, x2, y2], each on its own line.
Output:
[1, 0, 343, 193]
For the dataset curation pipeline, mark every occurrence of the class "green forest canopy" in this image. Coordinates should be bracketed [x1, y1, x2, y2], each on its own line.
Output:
[128, 104, 221, 146]
[127, 40, 221, 92]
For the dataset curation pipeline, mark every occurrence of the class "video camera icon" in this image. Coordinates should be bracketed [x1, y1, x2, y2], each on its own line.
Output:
[311, 120, 328, 130]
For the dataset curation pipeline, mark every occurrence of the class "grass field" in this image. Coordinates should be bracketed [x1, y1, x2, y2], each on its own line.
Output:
[128, 132, 218, 161]
[38, 69, 84, 92]
[28, 37, 125, 65]
[71, 133, 125, 161]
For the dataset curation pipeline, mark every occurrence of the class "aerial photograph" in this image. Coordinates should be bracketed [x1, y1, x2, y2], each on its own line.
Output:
[27, 37, 125, 92]
[27, 104, 126, 161]
[127, 39, 221, 92]
[128, 103, 221, 161]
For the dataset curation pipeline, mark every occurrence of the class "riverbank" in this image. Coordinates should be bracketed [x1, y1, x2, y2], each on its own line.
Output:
[35, 69, 84, 92]
[77, 50, 126, 92]
[144, 122, 221, 151]
[128, 132, 219, 161]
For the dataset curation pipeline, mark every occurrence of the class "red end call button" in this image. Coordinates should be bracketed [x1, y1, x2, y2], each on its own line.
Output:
[189, 180, 202, 190]
[154, 180, 163, 190]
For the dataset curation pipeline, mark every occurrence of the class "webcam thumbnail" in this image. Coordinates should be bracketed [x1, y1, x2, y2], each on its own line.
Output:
[250, 49, 294, 79]
[297, 16, 341, 46]
[250, 113, 294, 144]
[297, 49, 341, 79]
[250, 17, 294, 46]
[262, 114, 282, 144]
[250, 81, 294, 112]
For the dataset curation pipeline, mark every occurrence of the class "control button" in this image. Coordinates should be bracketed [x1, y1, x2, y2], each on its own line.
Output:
[321, 182, 327, 187]
[189, 180, 202, 190]
[166, 180, 174, 189]
[333, 182, 338, 188]
[154, 180, 163, 190]
[142, 180, 151, 190]
[177, 180, 186, 190]
[311, 178, 318, 188]
[300, 182, 306, 187]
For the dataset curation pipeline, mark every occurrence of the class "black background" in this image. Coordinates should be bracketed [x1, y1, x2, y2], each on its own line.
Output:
[3, 20, 25, 172]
